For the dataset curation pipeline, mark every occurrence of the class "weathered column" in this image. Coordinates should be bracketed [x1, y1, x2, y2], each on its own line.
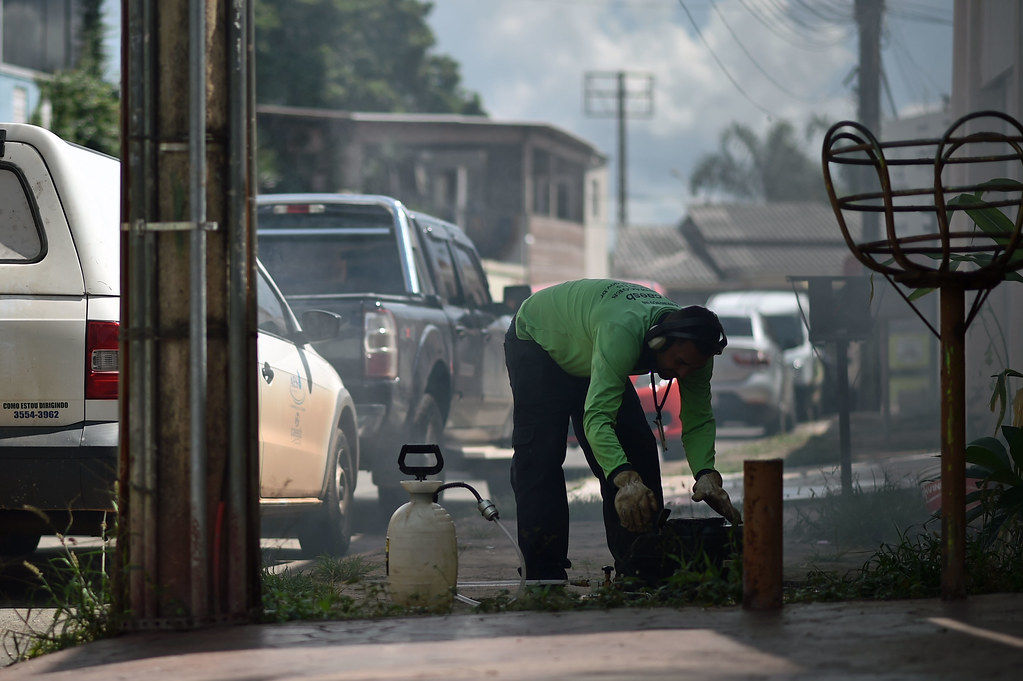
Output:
[939, 284, 966, 600]
[743, 459, 783, 610]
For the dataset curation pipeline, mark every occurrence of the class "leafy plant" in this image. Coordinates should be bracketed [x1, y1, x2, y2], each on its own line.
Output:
[989, 368, 1023, 432]
[7, 511, 117, 661]
[893, 179, 1023, 299]
[965, 425, 1023, 549]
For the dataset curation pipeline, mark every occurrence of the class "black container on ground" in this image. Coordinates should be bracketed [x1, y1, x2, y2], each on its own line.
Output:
[619, 516, 742, 587]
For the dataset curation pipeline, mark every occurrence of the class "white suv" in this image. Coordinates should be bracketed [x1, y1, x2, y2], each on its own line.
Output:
[705, 291, 820, 433]
[0, 123, 359, 556]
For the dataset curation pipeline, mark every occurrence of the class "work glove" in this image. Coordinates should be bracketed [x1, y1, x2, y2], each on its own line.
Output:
[613, 470, 659, 533]
[692, 470, 742, 525]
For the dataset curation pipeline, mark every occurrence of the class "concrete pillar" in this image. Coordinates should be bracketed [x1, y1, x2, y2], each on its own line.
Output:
[743, 459, 784, 610]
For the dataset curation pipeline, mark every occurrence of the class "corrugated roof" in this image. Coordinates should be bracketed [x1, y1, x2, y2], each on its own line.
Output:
[611, 202, 864, 293]
[612, 226, 720, 289]
[687, 202, 863, 244]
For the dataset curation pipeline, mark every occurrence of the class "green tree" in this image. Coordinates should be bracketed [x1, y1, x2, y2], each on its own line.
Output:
[31, 0, 119, 157]
[255, 0, 484, 115]
[689, 119, 827, 203]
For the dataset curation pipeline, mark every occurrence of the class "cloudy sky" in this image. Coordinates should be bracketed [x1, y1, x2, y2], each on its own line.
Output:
[103, 1, 954, 227]
[425, 0, 954, 227]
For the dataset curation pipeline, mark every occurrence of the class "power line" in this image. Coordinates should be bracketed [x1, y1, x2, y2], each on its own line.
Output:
[708, 0, 828, 103]
[676, 0, 779, 118]
[886, 0, 954, 25]
[737, 0, 848, 49]
[886, 21, 950, 107]
[790, 0, 853, 24]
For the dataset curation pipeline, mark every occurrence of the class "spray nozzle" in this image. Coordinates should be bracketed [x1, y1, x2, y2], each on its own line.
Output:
[477, 498, 499, 521]
[434, 481, 501, 521]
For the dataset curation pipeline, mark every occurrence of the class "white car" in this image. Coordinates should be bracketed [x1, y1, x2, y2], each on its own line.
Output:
[705, 291, 807, 434]
[255, 262, 360, 556]
[0, 122, 358, 556]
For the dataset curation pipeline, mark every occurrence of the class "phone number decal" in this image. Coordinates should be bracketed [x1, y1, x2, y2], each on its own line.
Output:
[2, 401, 69, 420]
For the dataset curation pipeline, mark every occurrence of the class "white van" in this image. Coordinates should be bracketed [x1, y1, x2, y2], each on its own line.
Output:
[0, 124, 362, 557]
[706, 290, 824, 430]
[0, 123, 121, 553]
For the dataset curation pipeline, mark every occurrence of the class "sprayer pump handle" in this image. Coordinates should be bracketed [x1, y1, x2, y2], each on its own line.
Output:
[398, 443, 445, 480]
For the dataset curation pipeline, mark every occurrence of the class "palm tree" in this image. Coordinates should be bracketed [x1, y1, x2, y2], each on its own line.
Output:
[689, 119, 828, 203]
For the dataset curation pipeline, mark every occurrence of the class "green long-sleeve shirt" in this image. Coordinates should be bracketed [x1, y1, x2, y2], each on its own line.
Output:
[514, 279, 716, 477]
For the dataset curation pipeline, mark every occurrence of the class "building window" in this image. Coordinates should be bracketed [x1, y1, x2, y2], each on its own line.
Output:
[2, 0, 83, 73]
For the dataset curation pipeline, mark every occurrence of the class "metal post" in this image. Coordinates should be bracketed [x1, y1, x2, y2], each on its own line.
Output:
[187, 0, 210, 622]
[743, 459, 783, 610]
[939, 285, 966, 600]
[616, 71, 626, 231]
[835, 339, 852, 495]
[225, 0, 261, 616]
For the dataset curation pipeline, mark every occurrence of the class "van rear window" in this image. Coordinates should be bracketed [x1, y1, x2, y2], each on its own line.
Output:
[763, 314, 804, 350]
[0, 166, 44, 262]
[719, 316, 753, 338]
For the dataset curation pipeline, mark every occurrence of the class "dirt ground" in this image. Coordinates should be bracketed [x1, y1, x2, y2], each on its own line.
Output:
[334, 411, 941, 606]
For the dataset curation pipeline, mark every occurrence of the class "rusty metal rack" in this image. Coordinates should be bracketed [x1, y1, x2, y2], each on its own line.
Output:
[822, 110, 1023, 600]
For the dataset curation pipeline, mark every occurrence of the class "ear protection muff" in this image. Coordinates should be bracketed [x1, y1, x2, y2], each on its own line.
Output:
[645, 308, 728, 355]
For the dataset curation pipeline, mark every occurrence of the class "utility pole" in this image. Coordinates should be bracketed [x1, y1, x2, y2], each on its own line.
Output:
[854, 0, 885, 412]
[855, 0, 884, 242]
[584, 71, 654, 230]
[117, 0, 260, 627]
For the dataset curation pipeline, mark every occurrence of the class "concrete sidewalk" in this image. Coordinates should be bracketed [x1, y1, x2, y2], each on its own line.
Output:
[7, 448, 1018, 680]
[3, 593, 1022, 680]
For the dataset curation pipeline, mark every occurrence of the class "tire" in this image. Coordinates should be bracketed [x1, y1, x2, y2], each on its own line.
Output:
[377, 393, 445, 515]
[0, 532, 42, 556]
[298, 429, 355, 558]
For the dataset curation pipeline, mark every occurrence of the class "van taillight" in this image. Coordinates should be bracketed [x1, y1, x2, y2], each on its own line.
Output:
[86, 321, 119, 399]
[732, 350, 770, 366]
[364, 308, 398, 379]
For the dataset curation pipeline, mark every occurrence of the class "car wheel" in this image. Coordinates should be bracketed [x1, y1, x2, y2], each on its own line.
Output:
[377, 393, 445, 515]
[298, 428, 355, 557]
[0, 532, 41, 556]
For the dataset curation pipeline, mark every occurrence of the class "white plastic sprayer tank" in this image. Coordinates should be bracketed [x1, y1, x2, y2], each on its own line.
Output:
[386, 479, 458, 609]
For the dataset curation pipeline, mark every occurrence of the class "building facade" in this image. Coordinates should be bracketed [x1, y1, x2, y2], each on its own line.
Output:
[952, 0, 1023, 438]
[0, 0, 88, 124]
[257, 106, 610, 293]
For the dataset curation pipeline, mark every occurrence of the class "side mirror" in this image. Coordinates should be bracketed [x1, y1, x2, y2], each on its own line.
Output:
[503, 284, 532, 313]
[299, 309, 343, 343]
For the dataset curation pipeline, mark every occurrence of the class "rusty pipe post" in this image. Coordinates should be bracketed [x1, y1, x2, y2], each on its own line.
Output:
[939, 285, 966, 600]
[743, 459, 784, 610]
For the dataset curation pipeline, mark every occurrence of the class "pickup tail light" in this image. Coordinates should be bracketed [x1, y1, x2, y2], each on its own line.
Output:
[732, 349, 770, 366]
[364, 308, 398, 379]
[86, 321, 120, 399]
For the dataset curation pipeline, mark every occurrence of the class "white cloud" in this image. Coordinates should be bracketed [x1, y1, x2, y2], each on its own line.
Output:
[427, 0, 954, 225]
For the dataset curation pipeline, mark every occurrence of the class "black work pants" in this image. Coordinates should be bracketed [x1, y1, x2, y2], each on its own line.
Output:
[504, 324, 663, 580]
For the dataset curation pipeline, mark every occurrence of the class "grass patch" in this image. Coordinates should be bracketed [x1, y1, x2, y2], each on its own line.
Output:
[789, 474, 933, 550]
[788, 528, 1023, 602]
[4, 513, 116, 662]
[261, 554, 399, 622]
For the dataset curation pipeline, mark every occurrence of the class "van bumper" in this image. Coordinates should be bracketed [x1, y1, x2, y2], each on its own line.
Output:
[0, 422, 118, 512]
